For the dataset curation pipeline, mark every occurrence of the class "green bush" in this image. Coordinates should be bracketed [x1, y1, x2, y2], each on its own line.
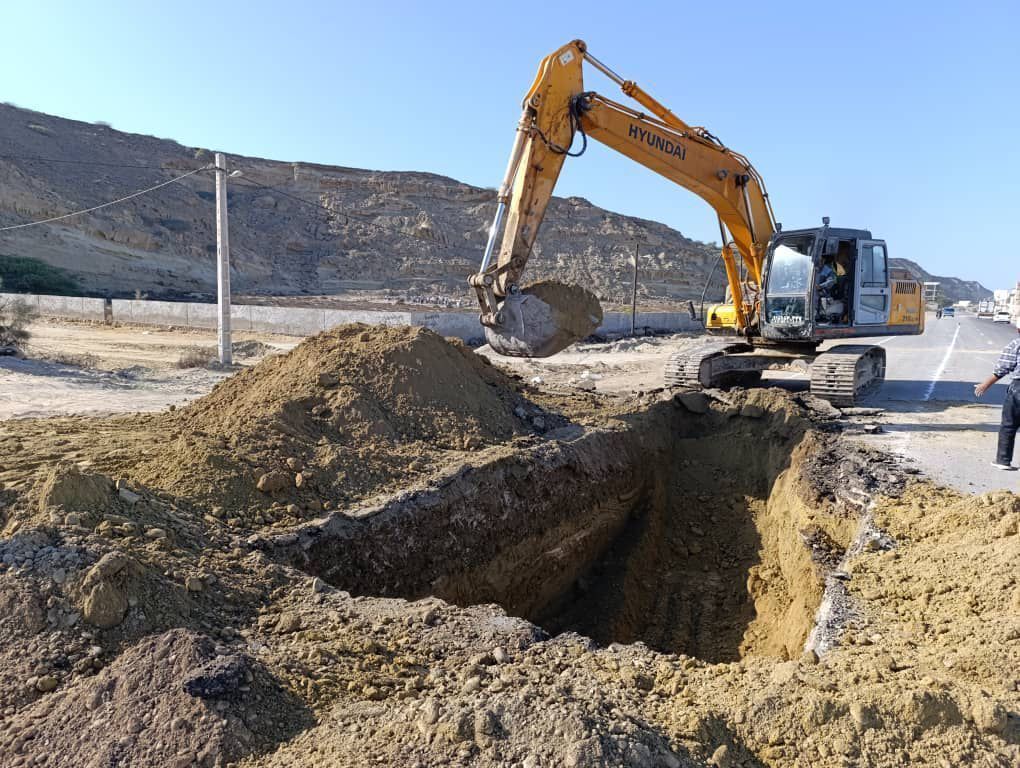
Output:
[0, 255, 80, 295]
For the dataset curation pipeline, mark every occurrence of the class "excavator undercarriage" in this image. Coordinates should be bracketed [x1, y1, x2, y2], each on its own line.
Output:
[663, 341, 888, 406]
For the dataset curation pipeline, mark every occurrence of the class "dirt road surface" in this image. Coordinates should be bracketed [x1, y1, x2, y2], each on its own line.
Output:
[0, 321, 296, 419]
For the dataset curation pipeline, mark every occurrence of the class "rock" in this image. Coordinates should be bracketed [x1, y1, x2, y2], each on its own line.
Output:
[286, 457, 303, 472]
[420, 699, 441, 726]
[676, 391, 710, 414]
[462, 435, 481, 451]
[256, 471, 290, 493]
[113, 486, 139, 507]
[462, 676, 481, 694]
[514, 405, 527, 419]
[310, 577, 327, 594]
[145, 527, 167, 539]
[80, 553, 138, 629]
[800, 649, 819, 665]
[294, 473, 308, 489]
[492, 646, 509, 664]
[185, 575, 204, 593]
[709, 744, 734, 768]
[531, 416, 546, 431]
[317, 373, 339, 388]
[740, 404, 765, 418]
[863, 423, 883, 434]
[474, 708, 501, 743]
[276, 612, 302, 634]
[972, 699, 1007, 734]
[64, 513, 82, 527]
[850, 701, 879, 730]
[801, 395, 843, 418]
[83, 582, 129, 628]
[408, 458, 426, 472]
[182, 654, 250, 700]
[35, 675, 59, 693]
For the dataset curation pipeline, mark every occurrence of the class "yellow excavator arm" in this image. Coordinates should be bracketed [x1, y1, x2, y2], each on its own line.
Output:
[471, 39, 778, 356]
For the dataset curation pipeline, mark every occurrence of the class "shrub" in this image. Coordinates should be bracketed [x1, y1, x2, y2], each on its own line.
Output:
[176, 347, 215, 369]
[0, 255, 80, 295]
[0, 295, 35, 350]
[43, 351, 99, 369]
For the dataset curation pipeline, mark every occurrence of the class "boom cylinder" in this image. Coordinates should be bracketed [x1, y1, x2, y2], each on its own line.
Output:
[480, 110, 531, 273]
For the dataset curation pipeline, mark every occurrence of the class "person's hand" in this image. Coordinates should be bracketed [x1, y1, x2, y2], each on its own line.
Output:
[974, 382, 989, 398]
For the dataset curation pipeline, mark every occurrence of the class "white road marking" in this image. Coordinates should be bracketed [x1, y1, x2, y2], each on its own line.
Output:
[923, 324, 960, 402]
[872, 337, 894, 346]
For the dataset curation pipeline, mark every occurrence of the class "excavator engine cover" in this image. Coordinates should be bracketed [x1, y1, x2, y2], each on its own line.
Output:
[484, 281, 603, 358]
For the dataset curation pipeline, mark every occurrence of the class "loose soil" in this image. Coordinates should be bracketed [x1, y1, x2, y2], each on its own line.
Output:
[0, 325, 1016, 768]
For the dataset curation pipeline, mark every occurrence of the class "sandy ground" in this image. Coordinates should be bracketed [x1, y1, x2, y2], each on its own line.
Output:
[0, 321, 297, 419]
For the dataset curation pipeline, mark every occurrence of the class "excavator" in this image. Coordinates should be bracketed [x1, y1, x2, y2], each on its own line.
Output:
[469, 40, 925, 405]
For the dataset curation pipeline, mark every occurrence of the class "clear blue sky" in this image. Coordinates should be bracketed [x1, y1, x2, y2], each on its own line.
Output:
[3, 0, 1018, 288]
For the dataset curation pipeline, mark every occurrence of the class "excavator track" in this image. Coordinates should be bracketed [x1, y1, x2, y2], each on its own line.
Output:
[663, 340, 754, 388]
[808, 344, 886, 407]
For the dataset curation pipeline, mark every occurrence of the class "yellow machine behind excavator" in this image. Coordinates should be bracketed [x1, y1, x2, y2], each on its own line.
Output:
[470, 40, 924, 405]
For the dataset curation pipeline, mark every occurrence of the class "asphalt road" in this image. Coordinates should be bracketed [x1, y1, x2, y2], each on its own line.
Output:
[873, 312, 1016, 407]
[765, 312, 1019, 493]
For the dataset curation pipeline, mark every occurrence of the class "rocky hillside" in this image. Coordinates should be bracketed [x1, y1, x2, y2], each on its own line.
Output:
[890, 258, 991, 305]
[0, 104, 990, 309]
[0, 104, 718, 306]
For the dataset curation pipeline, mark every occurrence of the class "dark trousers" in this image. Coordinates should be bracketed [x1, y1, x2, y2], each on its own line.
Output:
[999, 380, 1020, 465]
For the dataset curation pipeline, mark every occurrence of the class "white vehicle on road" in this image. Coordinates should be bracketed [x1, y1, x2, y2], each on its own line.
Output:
[993, 310, 1011, 323]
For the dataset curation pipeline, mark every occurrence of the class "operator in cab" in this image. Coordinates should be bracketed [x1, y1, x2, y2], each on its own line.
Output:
[974, 318, 1020, 470]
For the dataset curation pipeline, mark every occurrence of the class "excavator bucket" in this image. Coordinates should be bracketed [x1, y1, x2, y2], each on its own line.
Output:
[484, 281, 603, 358]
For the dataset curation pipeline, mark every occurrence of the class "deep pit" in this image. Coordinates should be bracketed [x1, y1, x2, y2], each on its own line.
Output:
[292, 394, 848, 663]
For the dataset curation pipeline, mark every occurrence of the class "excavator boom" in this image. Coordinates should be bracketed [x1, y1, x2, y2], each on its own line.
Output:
[471, 40, 776, 356]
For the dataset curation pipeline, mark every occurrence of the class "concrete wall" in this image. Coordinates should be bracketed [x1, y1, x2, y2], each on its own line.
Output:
[2, 293, 106, 322]
[8, 292, 702, 342]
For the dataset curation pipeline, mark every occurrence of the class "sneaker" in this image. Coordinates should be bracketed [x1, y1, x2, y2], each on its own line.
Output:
[991, 462, 1017, 471]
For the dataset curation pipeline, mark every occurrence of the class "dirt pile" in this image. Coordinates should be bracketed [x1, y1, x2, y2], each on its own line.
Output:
[0, 383, 1017, 767]
[119, 324, 544, 521]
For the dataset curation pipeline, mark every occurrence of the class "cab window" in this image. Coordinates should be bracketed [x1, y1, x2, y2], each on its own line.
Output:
[861, 243, 887, 287]
[766, 235, 814, 294]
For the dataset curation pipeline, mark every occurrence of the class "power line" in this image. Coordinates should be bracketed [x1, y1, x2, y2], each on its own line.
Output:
[0, 165, 212, 232]
[0, 153, 167, 170]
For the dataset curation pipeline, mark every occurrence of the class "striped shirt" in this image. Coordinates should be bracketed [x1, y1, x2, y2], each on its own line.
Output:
[993, 337, 1020, 381]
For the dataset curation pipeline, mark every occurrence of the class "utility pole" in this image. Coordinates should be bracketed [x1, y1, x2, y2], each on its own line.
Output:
[214, 153, 232, 366]
[630, 242, 641, 337]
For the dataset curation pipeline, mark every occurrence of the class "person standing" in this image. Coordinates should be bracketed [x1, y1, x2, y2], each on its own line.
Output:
[975, 318, 1020, 470]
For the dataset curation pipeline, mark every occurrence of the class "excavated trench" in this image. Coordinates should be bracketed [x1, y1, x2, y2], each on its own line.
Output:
[285, 397, 853, 663]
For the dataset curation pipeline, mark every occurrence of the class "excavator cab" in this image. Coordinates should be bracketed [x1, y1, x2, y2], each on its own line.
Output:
[760, 226, 889, 342]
